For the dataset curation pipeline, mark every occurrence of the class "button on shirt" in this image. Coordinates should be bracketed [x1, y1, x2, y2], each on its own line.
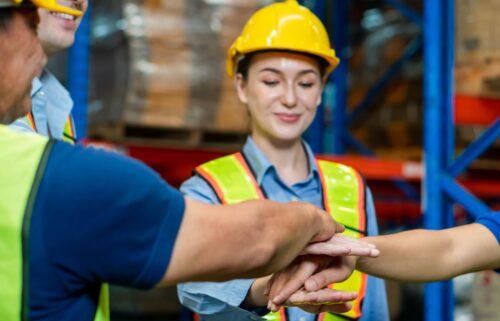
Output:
[9, 69, 73, 140]
[178, 137, 389, 321]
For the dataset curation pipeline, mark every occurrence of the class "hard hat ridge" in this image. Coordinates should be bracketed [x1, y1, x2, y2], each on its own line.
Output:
[226, 0, 339, 78]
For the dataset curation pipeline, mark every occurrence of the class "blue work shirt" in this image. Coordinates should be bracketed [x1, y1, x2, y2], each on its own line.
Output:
[477, 212, 500, 244]
[178, 137, 389, 321]
[28, 140, 185, 320]
[9, 69, 73, 139]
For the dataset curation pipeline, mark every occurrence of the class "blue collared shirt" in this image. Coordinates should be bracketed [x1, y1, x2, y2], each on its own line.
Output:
[178, 137, 389, 321]
[9, 69, 73, 140]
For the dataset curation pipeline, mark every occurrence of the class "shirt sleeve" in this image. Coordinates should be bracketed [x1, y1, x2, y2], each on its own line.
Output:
[361, 187, 390, 321]
[180, 175, 220, 204]
[34, 142, 185, 289]
[178, 175, 260, 320]
[476, 212, 500, 244]
[365, 187, 379, 236]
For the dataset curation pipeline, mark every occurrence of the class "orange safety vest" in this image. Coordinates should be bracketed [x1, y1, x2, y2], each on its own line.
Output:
[26, 112, 77, 144]
[194, 152, 368, 321]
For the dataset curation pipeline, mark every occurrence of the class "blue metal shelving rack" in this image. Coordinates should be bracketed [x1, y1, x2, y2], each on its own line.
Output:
[305, 0, 500, 320]
[424, 0, 500, 320]
[423, 0, 455, 319]
[68, 1, 91, 139]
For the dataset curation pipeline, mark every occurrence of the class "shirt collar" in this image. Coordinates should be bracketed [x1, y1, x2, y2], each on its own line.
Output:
[33, 69, 73, 138]
[31, 76, 43, 96]
[241, 136, 319, 185]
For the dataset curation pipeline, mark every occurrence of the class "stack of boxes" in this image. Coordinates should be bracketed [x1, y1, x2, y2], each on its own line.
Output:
[120, 0, 266, 140]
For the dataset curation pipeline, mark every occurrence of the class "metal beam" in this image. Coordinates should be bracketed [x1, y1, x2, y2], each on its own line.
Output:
[448, 119, 500, 177]
[423, 0, 455, 319]
[68, 2, 92, 139]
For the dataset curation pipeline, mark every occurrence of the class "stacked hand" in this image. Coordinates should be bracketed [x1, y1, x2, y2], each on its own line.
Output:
[264, 234, 379, 313]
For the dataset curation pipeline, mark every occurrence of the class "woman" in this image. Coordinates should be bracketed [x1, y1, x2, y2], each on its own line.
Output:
[178, 1, 389, 320]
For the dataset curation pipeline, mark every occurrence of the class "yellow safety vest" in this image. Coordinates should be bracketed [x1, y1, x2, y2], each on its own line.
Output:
[0, 125, 109, 321]
[195, 152, 368, 321]
[25, 112, 77, 144]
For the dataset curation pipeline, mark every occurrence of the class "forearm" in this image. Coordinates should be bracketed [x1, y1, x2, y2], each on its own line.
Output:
[242, 276, 271, 308]
[357, 229, 455, 282]
[357, 224, 500, 282]
[163, 198, 335, 285]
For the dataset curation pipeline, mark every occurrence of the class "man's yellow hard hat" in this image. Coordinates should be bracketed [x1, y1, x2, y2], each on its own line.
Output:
[0, 0, 83, 16]
[226, 0, 339, 78]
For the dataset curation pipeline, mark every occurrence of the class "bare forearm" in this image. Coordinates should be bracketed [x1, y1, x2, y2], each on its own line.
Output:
[357, 224, 500, 282]
[162, 198, 336, 285]
[357, 229, 456, 282]
[242, 276, 272, 308]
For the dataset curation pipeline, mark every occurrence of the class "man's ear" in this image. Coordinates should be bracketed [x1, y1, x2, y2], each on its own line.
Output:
[235, 74, 248, 104]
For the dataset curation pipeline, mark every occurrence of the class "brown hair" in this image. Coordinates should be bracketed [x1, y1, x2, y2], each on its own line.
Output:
[235, 50, 329, 80]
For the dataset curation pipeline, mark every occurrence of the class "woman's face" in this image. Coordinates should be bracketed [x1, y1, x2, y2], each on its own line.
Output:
[236, 51, 323, 144]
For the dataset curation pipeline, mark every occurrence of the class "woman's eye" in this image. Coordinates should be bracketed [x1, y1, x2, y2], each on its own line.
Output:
[299, 82, 314, 88]
[263, 80, 279, 86]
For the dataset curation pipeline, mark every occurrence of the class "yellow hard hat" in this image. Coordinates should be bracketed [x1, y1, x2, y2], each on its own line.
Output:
[0, 0, 83, 16]
[227, 0, 339, 78]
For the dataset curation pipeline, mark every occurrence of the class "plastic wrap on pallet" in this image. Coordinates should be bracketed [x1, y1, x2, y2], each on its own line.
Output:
[348, 6, 422, 153]
[121, 0, 268, 133]
[455, 0, 500, 99]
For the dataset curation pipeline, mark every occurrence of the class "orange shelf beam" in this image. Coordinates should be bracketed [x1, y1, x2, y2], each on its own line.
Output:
[454, 95, 500, 125]
[317, 155, 423, 181]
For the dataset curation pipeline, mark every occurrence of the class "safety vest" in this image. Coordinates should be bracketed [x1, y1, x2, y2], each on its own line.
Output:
[195, 152, 368, 321]
[25, 111, 77, 144]
[0, 125, 109, 321]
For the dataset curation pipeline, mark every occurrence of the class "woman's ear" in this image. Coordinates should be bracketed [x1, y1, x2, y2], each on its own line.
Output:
[235, 74, 248, 104]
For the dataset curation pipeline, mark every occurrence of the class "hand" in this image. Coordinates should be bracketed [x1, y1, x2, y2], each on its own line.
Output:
[300, 202, 346, 244]
[266, 255, 357, 308]
[275, 288, 356, 314]
[303, 234, 380, 257]
[266, 235, 378, 307]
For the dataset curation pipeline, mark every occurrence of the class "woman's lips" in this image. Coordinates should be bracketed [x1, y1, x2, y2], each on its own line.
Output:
[275, 113, 301, 123]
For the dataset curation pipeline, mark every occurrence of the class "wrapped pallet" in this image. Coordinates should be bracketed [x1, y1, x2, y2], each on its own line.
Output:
[455, 0, 500, 99]
[111, 0, 271, 145]
[91, 0, 272, 146]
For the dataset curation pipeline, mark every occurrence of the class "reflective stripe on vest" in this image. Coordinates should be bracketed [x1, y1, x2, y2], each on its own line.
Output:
[195, 153, 368, 321]
[195, 152, 264, 204]
[0, 126, 108, 321]
[24, 112, 77, 144]
[62, 115, 77, 144]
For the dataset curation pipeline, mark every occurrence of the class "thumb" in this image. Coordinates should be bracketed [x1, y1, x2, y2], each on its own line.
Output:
[305, 268, 352, 292]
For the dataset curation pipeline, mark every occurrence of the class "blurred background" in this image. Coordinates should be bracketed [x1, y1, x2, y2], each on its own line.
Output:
[50, 0, 500, 320]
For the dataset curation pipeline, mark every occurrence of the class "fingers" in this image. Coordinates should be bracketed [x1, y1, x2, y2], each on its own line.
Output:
[335, 222, 345, 233]
[270, 289, 355, 314]
[303, 234, 379, 257]
[269, 260, 319, 306]
[315, 302, 353, 314]
[304, 267, 351, 292]
[287, 288, 358, 305]
[302, 242, 351, 256]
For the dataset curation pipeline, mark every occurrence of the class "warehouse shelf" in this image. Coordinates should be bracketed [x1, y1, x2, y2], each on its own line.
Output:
[455, 95, 500, 125]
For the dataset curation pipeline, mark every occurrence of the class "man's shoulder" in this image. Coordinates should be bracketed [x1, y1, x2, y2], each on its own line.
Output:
[477, 212, 500, 242]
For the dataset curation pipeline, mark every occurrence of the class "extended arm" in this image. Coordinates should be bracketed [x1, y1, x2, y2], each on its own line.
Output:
[162, 198, 340, 285]
[357, 223, 500, 282]
[277, 223, 500, 296]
